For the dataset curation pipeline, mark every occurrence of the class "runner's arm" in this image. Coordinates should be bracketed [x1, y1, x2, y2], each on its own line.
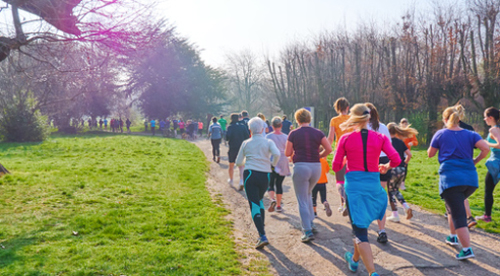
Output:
[487, 127, 500, 149]
[474, 139, 490, 165]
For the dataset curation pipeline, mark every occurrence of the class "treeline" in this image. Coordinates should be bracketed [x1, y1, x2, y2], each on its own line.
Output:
[261, 1, 500, 143]
[0, 5, 226, 141]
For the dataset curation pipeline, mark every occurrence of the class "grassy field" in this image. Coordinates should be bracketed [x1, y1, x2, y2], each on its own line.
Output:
[330, 148, 500, 234]
[0, 133, 240, 275]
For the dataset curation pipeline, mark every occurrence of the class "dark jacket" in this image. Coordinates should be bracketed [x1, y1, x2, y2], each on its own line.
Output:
[226, 122, 250, 151]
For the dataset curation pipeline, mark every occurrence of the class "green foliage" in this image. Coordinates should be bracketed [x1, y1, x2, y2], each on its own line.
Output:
[0, 99, 50, 142]
[131, 29, 226, 120]
[0, 134, 241, 275]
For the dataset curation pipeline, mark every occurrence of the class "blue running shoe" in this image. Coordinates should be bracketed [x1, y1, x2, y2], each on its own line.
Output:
[301, 230, 314, 243]
[255, 236, 269, 249]
[344, 251, 358, 272]
[445, 235, 459, 246]
[456, 248, 475, 260]
[370, 273, 380, 276]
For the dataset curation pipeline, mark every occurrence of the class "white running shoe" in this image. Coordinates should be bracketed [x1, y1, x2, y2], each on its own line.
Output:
[228, 179, 233, 186]
[387, 215, 400, 223]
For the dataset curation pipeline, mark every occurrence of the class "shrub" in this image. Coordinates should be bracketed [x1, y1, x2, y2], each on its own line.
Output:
[0, 100, 50, 142]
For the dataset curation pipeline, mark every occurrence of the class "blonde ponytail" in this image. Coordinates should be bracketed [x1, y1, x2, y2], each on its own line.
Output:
[443, 107, 460, 129]
[387, 122, 418, 138]
[340, 104, 370, 130]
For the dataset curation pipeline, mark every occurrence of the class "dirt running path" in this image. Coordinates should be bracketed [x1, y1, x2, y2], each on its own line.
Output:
[195, 139, 500, 276]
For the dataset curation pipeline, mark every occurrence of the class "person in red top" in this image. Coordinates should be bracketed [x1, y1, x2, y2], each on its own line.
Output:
[332, 104, 400, 276]
[399, 118, 418, 149]
[198, 121, 204, 137]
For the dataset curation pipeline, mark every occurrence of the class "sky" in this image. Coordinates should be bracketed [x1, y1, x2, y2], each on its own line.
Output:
[157, 0, 431, 67]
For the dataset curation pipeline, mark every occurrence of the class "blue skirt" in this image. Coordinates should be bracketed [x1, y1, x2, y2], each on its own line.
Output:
[486, 152, 500, 185]
[438, 159, 478, 196]
[345, 171, 387, 229]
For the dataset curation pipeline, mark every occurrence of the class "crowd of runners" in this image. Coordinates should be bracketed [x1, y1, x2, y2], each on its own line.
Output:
[205, 99, 500, 276]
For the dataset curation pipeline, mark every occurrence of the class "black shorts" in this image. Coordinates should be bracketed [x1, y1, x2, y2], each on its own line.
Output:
[379, 156, 392, 182]
[228, 150, 238, 163]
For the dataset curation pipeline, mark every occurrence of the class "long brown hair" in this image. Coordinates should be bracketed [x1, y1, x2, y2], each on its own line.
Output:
[365, 102, 379, 131]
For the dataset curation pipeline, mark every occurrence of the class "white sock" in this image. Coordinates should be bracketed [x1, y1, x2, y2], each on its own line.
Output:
[450, 234, 457, 238]
[392, 211, 399, 217]
[379, 229, 386, 233]
[462, 247, 471, 252]
[403, 203, 410, 209]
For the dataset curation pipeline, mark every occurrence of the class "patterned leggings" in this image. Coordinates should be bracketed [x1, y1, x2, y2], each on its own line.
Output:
[387, 166, 407, 211]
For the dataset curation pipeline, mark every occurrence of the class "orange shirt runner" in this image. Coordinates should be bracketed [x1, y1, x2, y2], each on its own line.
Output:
[329, 114, 351, 149]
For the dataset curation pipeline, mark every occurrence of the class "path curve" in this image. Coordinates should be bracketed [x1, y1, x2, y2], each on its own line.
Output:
[195, 139, 500, 276]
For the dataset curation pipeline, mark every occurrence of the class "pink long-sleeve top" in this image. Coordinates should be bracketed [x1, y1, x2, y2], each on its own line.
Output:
[332, 130, 401, 173]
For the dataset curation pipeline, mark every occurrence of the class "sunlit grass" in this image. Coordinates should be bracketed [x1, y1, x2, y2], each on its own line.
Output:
[0, 133, 241, 275]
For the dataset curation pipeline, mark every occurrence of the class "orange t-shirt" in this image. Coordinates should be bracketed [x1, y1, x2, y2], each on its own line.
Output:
[403, 135, 418, 149]
[318, 158, 330, 184]
[329, 114, 351, 148]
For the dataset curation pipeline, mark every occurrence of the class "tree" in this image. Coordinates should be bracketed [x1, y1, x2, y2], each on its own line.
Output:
[225, 50, 266, 114]
[127, 28, 226, 120]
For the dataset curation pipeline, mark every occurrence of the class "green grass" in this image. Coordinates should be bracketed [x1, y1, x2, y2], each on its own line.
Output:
[329, 149, 500, 234]
[0, 133, 241, 275]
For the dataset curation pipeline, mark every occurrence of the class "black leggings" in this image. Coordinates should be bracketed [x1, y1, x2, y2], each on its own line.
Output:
[268, 171, 285, 194]
[211, 138, 221, 158]
[312, 183, 327, 207]
[345, 197, 368, 242]
[442, 185, 477, 229]
[244, 170, 269, 237]
[485, 172, 498, 216]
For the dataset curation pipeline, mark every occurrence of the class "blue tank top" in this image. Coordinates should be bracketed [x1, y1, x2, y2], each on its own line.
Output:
[487, 126, 500, 154]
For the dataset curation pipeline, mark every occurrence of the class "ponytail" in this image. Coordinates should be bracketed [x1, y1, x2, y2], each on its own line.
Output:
[387, 122, 418, 138]
[340, 104, 370, 130]
[443, 107, 460, 129]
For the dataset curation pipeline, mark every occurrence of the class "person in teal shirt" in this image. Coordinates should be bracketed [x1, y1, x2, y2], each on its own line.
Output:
[150, 119, 156, 136]
[218, 115, 228, 145]
[477, 107, 500, 223]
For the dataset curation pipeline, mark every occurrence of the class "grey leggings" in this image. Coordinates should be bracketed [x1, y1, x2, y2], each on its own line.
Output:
[292, 162, 322, 232]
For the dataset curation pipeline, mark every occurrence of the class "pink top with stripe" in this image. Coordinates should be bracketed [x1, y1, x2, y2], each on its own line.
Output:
[332, 130, 401, 173]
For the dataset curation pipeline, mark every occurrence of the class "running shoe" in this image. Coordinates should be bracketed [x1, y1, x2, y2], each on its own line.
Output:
[324, 202, 332, 217]
[311, 222, 318, 233]
[212, 157, 216, 162]
[344, 251, 358, 272]
[475, 214, 492, 222]
[238, 184, 244, 191]
[456, 248, 475, 260]
[406, 208, 413, 220]
[370, 273, 380, 276]
[314, 212, 318, 218]
[216, 156, 220, 163]
[387, 215, 400, 223]
[255, 236, 269, 249]
[342, 206, 349, 217]
[268, 200, 277, 212]
[445, 235, 459, 246]
[377, 231, 388, 244]
[444, 212, 448, 218]
[301, 231, 314, 243]
[276, 206, 283, 212]
[467, 216, 477, 228]
[228, 179, 233, 186]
